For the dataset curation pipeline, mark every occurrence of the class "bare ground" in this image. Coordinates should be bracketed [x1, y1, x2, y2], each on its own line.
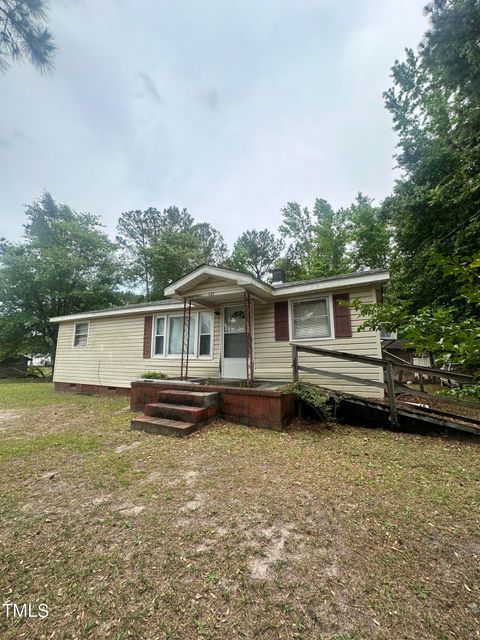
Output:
[0, 382, 479, 640]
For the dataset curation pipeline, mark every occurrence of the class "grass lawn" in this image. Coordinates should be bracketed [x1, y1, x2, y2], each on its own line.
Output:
[0, 382, 479, 640]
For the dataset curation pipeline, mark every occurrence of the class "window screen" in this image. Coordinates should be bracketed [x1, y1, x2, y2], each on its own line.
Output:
[292, 299, 330, 339]
[154, 317, 165, 355]
[168, 316, 196, 355]
[199, 312, 212, 356]
[74, 322, 89, 347]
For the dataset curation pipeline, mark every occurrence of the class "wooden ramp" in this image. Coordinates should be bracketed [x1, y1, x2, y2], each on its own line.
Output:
[335, 392, 480, 437]
[291, 343, 479, 437]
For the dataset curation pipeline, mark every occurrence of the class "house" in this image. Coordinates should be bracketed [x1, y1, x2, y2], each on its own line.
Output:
[50, 265, 389, 401]
[382, 338, 433, 384]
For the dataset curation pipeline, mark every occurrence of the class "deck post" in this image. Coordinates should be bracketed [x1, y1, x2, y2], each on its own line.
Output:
[385, 362, 399, 428]
[292, 344, 299, 382]
[419, 373, 425, 393]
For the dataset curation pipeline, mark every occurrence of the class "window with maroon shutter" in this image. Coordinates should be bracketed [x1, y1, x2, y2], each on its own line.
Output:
[332, 293, 352, 338]
[143, 315, 153, 358]
[274, 301, 289, 341]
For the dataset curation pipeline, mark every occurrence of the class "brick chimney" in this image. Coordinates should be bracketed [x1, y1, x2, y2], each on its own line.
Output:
[272, 266, 285, 285]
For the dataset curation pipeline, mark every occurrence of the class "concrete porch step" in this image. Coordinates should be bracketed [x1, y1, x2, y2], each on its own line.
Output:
[131, 415, 197, 437]
[156, 389, 219, 408]
[145, 402, 217, 424]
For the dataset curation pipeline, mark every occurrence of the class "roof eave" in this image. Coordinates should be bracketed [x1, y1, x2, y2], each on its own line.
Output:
[272, 271, 389, 296]
[50, 302, 186, 323]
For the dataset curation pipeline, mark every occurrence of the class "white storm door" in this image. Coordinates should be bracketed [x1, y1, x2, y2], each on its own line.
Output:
[222, 305, 247, 379]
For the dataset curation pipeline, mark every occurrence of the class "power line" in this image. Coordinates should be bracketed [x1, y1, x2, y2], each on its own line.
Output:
[432, 209, 480, 246]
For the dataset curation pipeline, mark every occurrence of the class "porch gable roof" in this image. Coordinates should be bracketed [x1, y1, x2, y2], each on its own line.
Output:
[163, 265, 273, 301]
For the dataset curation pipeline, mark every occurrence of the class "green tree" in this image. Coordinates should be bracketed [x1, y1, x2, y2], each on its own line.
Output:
[116, 208, 164, 299]
[279, 202, 316, 280]
[310, 198, 350, 277]
[382, 0, 480, 309]
[116, 206, 227, 299]
[229, 229, 284, 280]
[149, 207, 203, 298]
[280, 198, 351, 279]
[0, 193, 121, 362]
[347, 193, 390, 270]
[349, 254, 480, 374]
[193, 222, 228, 266]
[0, 0, 56, 72]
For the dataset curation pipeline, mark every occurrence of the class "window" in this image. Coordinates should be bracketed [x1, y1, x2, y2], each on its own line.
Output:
[223, 307, 246, 357]
[198, 312, 212, 356]
[154, 317, 165, 355]
[73, 322, 89, 347]
[153, 312, 213, 358]
[292, 298, 331, 340]
[168, 315, 196, 356]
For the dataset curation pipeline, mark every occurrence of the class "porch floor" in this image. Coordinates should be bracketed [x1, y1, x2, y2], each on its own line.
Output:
[184, 377, 287, 389]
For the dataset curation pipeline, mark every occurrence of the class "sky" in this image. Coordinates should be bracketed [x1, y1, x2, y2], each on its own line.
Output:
[0, 0, 429, 246]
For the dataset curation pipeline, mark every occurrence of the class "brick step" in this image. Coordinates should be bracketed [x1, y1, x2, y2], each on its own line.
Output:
[131, 416, 197, 437]
[145, 402, 217, 424]
[156, 389, 219, 408]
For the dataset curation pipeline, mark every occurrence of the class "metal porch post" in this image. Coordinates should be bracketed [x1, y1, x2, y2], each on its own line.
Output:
[244, 291, 254, 385]
[180, 298, 192, 381]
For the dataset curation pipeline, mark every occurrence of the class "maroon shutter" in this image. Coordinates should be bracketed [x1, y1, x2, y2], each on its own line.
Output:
[274, 301, 289, 341]
[332, 293, 352, 338]
[143, 315, 153, 358]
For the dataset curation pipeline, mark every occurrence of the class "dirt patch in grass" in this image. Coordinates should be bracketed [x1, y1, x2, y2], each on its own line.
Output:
[0, 382, 479, 639]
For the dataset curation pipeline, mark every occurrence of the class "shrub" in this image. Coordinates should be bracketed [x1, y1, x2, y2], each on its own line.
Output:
[282, 382, 335, 426]
[437, 385, 480, 402]
[139, 371, 167, 380]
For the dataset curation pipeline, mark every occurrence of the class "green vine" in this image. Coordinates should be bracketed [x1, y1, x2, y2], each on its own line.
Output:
[282, 382, 336, 426]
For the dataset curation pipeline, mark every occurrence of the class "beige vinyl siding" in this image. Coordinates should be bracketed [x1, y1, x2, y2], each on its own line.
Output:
[253, 286, 384, 398]
[54, 312, 221, 388]
[187, 277, 240, 295]
[54, 282, 383, 398]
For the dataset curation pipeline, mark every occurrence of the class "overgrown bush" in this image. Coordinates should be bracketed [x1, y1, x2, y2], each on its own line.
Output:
[283, 382, 335, 426]
[139, 371, 167, 380]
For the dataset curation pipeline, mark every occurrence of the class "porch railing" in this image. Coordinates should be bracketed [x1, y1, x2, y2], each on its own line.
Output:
[291, 343, 474, 428]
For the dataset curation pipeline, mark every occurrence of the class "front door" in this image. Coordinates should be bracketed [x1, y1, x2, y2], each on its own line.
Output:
[222, 305, 248, 379]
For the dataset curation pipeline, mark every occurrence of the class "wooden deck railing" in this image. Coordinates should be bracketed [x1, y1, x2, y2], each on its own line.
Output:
[291, 343, 475, 428]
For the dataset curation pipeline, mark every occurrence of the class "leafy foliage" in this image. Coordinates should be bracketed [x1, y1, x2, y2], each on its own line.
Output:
[382, 0, 480, 309]
[346, 194, 390, 270]
[0, 192, 121, 360]
[116, 207, 164, 300]
[228, 229, 284, 280]
[116, 207, 227, 298]
[438, 385, 480, 401]
[0, 0, 56, 72]
[350, 254, 480, 373]
[139, 371, 167, 380]
[279, 195, 389, 281]
[282, 382, 334, 425]
[280, 199, 351, 280]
